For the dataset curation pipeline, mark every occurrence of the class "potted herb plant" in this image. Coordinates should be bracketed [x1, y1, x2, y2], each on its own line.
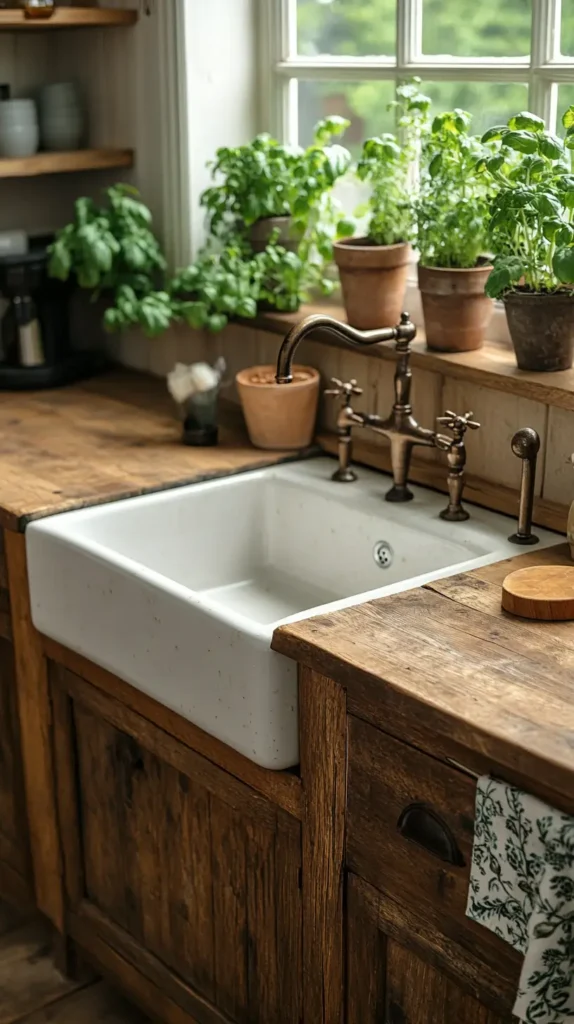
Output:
[48, 183, 166, 308]
[482, 108, 574, 371]
[416, 109, 493, 352]
[333, 80, 430, 330]
[200, 118, 353, 310]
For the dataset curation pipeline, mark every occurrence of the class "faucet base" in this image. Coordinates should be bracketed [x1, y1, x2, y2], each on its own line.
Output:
[440, 506, 470, 523]
[332, 466, 357, 483]
[508, 532, 540, 545]
[385, 484, 414, 503]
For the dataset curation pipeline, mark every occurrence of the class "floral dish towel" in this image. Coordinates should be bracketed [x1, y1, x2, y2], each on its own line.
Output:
[466, 776, 574, 1024]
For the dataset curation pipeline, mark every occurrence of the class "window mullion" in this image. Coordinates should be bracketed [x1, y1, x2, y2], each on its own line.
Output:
[259, 0, 293, 139]
[397, 0, 422, 70]
[530, 0, 560, 128]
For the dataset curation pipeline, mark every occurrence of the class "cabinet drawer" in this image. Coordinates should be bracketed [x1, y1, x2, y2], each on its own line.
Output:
[347, 715, 522, 985]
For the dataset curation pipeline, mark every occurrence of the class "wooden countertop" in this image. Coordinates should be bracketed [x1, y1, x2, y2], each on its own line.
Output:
[0, 370, 309, 532]
[272, 544, 574, 801]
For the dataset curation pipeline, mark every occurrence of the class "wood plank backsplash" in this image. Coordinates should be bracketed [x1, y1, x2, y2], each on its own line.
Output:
[112, 322, 574, 519]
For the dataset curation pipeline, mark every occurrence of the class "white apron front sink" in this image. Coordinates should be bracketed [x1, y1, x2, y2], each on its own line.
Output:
[26, 457, 558, 769]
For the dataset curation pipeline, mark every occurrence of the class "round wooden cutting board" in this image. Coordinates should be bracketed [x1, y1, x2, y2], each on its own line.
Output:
[502, 565, 574, 620]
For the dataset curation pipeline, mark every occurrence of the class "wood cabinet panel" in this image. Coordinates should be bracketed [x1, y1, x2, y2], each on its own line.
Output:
[347, 873, 516, 1024]
[384, 940, 511, 1024]
[64, 691, 302, 1024]
[347, 716, 521, 984]
[0, 634, 29, 894]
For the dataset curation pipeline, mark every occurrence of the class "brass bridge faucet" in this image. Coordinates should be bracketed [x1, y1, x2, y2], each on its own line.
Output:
[276, 311, 479, 509]
[276, 311, 433, 502]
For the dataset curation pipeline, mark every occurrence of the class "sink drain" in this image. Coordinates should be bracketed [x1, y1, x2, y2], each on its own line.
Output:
[373, 541, 393, 569]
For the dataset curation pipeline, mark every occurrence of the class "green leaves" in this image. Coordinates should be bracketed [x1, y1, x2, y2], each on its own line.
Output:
[336, 217, 355, 239]
[358, 79, 431, 247]
[482, 105, 574, 293]
[313, 115, 350, 146]
[504, 130, 538, 154]
[48, 183, 166, 317]
[562, 106, 574, 131]
[508, 111, 545, 133]
[537, 132, 564, 160]
[417, 106, 492, 268]
[484, 257, 525, 298]
[428, 153, 442, 178]
[553, 246, 574, 284]
[481, 125, 509, 144]
[485, 153, 505, 175]
[201, 119, 351, 237]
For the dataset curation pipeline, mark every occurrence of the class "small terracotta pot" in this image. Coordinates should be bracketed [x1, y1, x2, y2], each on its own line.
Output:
[333, 238, 411, 330]
[504, 291, 574, 372]
[248, 216, 301, 254]
[418, 263, 493, 352]
[236, 364, 319, 450]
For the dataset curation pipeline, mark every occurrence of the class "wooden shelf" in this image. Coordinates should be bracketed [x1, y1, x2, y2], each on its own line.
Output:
[0, 147, 134, 178]
[0, 8, 137, 29]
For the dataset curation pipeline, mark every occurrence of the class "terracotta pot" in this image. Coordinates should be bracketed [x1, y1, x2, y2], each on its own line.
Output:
[248, 216, 301, 254]
[504, 291, 574, 372]
[332, 237, 410, 330]
[236, 364, 319, 450]
[418, 263, 493, 352]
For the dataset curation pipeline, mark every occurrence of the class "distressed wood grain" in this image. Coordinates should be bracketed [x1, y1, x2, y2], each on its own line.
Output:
[273, 543, 574, 804]
[299, 667, 346, 1024]
[0, 371, 311, 531]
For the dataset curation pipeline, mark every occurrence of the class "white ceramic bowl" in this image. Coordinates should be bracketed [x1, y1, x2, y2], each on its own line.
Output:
[0, 99, 38, 124]
[41, 118, 83, 151]
[40, 83, 81, 114]
[0, 122, 39, 158]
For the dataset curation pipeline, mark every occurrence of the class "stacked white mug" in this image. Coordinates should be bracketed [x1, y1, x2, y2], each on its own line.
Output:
[0, 99, 39, 158]
[39, 82, 84, 151]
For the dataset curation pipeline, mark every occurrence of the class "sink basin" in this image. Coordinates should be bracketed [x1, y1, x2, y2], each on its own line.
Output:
[26, 457, 559, 768]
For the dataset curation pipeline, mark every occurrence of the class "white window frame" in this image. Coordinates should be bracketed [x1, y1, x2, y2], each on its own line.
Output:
[259, 0, 573, 145]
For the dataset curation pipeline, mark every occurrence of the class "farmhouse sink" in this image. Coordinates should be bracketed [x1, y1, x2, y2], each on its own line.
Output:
[26, 457, 558, 769]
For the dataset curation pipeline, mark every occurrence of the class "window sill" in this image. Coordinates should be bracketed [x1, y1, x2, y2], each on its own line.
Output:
[252, 303, 574, 413]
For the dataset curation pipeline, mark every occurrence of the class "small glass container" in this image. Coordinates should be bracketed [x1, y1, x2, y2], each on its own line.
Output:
[23, 0, 55, 18]
[180, 386, 220, 447]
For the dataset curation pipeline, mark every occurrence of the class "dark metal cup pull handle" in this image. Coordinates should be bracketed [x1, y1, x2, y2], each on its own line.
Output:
[397, 802, 464, 866]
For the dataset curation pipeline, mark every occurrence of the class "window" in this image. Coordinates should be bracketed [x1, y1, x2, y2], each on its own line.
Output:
[261, 0, 574, 148]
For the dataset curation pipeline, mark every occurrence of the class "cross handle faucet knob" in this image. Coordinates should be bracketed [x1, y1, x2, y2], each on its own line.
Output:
[324, 377, 363, 402]
[436, 410, 480, 448]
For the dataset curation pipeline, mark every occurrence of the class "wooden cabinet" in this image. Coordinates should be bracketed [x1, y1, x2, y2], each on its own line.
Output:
[0, 633, 31, 902]
[0, 533, 32, 908]
[345, 715, 524, 1024]
[50, 663, 302, 1024]
[347, 874, 515, 1024]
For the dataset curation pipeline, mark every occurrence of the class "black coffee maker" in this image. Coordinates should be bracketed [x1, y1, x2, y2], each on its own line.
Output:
[0, 240, 104, 389]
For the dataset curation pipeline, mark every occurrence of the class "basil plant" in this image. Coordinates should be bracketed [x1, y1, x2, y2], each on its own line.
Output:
[480, 108, 574, 298]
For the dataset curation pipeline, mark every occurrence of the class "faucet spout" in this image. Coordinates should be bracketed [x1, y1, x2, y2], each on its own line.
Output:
[275, 311, 416, 384]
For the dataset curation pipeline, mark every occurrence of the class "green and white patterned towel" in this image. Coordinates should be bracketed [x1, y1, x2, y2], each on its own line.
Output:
[466, 777, 574, 1024]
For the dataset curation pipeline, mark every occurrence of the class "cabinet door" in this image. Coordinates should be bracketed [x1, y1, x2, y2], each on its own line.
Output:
[347, 873, 517, 1024]
[0, 633, 31, 903]
[51, 664, 302, 1024]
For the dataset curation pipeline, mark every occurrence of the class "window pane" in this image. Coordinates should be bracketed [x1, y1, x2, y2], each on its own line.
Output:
[296, 0, 395, 58]
[422, 0, 531, 57]
[420, 81, 529, 137]
[561, 3, 574, 55]
[298, 79, 396, 152]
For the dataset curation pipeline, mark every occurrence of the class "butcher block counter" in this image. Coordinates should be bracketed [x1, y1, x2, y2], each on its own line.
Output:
[273, 542, 574, 805]
[0, 369, 308, 532]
